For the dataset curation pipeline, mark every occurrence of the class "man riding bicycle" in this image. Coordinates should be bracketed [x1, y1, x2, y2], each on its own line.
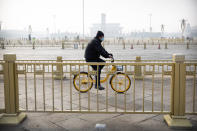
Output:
[85, 31, 113, 90]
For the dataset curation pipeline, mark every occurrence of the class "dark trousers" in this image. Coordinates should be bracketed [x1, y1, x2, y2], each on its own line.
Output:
[85, 58, 105, 87]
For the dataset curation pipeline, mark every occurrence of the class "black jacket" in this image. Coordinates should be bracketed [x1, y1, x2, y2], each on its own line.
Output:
[85, 37, 110, 59]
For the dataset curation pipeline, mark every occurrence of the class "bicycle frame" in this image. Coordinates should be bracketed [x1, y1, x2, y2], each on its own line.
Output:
[91, 65, 117, 83]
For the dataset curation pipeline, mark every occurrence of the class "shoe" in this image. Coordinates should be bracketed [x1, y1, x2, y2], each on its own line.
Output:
[95, 85, 105, 90]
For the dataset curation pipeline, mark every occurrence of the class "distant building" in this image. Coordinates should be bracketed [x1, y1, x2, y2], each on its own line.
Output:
[90, 14, 122, 38]
[0, 30, 27, 39]
[184, 23, 197, 38]
[185, 23, 192, 37]
[190, 26, 197, 37]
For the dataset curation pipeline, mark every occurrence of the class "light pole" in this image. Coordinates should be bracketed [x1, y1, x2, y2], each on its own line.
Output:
[46, 28, 49, 40]
[181, 19, 186, 39]
[82, 0, 85, 40]
[149, 14, 152, 33]
[0, 21, 2, 31]
[28, 25, 32, 41]
[53, 14, 56, 40]
[161, 24, 165, 37]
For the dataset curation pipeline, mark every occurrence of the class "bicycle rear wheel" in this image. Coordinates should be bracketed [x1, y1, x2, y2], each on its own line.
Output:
[110, 72, 131, 93]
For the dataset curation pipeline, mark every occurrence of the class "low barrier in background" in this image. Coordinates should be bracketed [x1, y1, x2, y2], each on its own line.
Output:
[0, 54, 196, 129]
[0, 39, 197, 50]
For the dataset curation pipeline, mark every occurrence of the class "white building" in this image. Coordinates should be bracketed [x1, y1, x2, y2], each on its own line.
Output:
[90, 14, 122, 38]
[185, 23, 197, 38]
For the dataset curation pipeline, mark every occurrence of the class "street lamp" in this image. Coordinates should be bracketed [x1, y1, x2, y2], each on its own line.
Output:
[53, 14, 56, 40]
[82, 0, 85, 40]
[161, 24, 165, 37]
[46, 28, 49, 40]
[0, 21, 2, 31]
[181, 19, 186, 38]
[28, 25, 32, 41]
[149, 14, 152, 33]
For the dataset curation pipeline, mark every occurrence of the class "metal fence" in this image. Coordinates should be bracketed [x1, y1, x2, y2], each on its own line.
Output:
[0, 60, 4, 113]
[185, 62, 197, 114]
[15, 62, 173, 114]
[0, 54, 196, 128]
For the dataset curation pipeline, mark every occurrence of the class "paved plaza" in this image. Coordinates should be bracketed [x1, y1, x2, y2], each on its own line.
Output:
[0, 45, 197, 131]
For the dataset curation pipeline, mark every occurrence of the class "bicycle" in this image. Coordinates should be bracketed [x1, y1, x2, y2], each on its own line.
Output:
[73, 58, 131, 93]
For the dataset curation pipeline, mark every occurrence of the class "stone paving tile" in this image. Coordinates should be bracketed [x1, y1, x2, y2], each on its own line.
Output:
[114, 114, 157, 124]
[137, 117, 197, 131]
[151, 114, 165, 121]
[55, 117, 92, 131]
[99, 115, 143, 131]
[25, 112, 51, 118]
[0, 113, 197, 131]
[78, 113, 119, 123]
[190, 119, 197, 130]
[136, 119, 180, 131]
[21, 115, 66, 131]
[188, 115, 197, 121]
[45, 113, 82, 124]
[151, 114, 197, 123]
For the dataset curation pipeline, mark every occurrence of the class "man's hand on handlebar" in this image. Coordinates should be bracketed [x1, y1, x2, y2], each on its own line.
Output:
[108, 53, 114, 62]
[108, 53, 113, 58]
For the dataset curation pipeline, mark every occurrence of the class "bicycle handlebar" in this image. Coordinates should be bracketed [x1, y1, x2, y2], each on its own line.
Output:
[111, 57, 114, 63]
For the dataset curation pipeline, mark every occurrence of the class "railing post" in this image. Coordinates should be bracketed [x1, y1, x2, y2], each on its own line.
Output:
[123, 40, 125, 49]
[62, 41, 65, 49]
[1, 41, 5, 49]
[187, 42, 189, 49]
[32, 38, 35, 50]
[165, 43, 168, 49]
[164, 54, 192, 129]
[134, 56, 143, 80]
[54, 56, 64, 80]
[0, 54, 26, 125]
[137, 40, 139, 45]
[144, 43, 146, 49]
[82, 43, 84, 50]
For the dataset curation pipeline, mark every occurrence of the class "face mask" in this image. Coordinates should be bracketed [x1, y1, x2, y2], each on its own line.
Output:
[101, 37, 104, 41]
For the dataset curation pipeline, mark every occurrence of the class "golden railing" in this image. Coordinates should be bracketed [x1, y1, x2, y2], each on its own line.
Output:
[15, 62, 173, 113]
[0, 54, 196, 128]
[0, 60, 4, 114]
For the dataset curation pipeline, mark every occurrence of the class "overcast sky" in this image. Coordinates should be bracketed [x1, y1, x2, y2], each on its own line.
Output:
[0, 0, 197, 34]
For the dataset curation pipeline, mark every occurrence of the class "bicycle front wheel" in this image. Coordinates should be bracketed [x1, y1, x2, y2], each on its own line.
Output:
[110, 72, 131, 93]
[73, 72, 93, 93]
